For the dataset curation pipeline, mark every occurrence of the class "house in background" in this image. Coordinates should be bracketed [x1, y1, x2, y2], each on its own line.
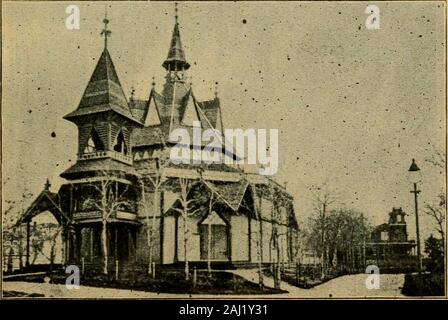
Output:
[16, 5, 299, 273]
[366, 207, 416, 269]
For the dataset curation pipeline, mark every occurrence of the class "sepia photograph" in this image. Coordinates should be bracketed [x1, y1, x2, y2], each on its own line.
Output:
[1, 0, 446, 302]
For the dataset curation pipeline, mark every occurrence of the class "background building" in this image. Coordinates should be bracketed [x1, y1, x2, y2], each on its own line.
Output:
[366, 207, 416, 270]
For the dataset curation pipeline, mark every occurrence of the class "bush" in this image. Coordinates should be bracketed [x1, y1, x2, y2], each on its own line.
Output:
[402, 273, 445, 296]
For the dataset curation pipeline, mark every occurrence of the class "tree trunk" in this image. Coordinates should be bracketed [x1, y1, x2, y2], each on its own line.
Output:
[147, 193, 155, 274]
[333, 247, 338, 269]
[207, 222, 212, 275]
[277, 245, 281, 288]
[149, 189, 159, 274]
[184, 215, 189, 280]
[102, 220, 108, 275]
[18, 228, 24, 271]
[258, 221, 264, 289]
[320, 203, 326, 280]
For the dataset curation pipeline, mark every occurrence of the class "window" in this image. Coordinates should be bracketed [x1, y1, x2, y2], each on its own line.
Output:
[84, 128, 104, 153]
[199, 224, 228, 260]
[113, 130, 128, 155]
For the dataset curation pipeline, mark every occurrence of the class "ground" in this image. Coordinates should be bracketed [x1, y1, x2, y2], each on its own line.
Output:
[3, 272, 406, 298]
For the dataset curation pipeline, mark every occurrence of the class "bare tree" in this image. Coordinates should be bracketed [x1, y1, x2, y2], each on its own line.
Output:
[139, 155, 169, 275]
[306, 205, 370, 278]
[82, 172, 132, 274]
[267, 181, 292, 289]
[3, 189, 34, 271]
[204, 192, 220, 276]
[31, 223, 63, 271]
[425, 148, 446, 170]
[424, 147, 446, 246]
[171, 177, 201, 280]
[425, 194, 446, 245]
[310, 184, 337, 279]
[248, 183, 264, 290]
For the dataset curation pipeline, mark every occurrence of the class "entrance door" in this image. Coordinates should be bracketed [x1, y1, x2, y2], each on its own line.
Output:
[200, 224, 228, 260]
[110, 225, 136, 262]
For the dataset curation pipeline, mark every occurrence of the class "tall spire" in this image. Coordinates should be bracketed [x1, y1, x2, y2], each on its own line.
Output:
[64, 8, 139, 125]
[162, 2, 190, 71]
[100, 6, 111, 49]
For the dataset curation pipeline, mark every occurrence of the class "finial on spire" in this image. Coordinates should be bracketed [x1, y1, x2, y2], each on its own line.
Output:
[101, 5, 112, 48]
[151, 76, 156, 88]
[175, 2, 179, 24]
[214, 81, 219, 98]
[130, 86, 135, 102]
[44, 178, 51, 191]
[162, 1, 190, 71]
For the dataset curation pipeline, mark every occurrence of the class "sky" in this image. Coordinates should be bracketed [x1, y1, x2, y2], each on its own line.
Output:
[2, 1, 446, 242]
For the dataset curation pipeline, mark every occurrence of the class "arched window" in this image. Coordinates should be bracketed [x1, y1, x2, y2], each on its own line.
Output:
[113, 130, 128, 155]
[84, 128, 104, 153]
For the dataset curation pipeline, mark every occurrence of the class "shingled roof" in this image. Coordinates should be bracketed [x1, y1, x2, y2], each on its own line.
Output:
[60, 158, 137, 179]
[162, 21, 190, 71]
[16, 190, 69, 226]
[130, 87, 223, 147]
[202, 179, 250, 212]
[64, 49, 139, 124]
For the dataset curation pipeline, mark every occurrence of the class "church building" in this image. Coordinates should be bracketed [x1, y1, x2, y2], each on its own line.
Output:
[18, 4, 299, 272]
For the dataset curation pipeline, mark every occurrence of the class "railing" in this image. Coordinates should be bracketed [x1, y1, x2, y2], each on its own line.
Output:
[73, 210, 137, 221]
[73, 211, 102, 220]
[78, 151, 133, 165]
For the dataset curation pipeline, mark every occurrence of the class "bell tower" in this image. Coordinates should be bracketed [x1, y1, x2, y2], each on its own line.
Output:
[162, 2, 190, 83]
[63, 13, 141, 176]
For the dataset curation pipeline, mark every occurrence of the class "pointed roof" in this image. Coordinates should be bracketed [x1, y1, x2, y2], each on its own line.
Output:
[144, 90, 163, 126]
[16, 189, 70, 226]
[64, 48, 139, 124]
[162, 21, 190, 71]
[197, 98, 220, 129]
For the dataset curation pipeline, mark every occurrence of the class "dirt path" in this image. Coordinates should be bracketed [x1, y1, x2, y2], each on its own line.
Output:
[231, 270, 406, 298]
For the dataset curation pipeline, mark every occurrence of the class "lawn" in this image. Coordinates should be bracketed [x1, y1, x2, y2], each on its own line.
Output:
[4, 269, 286, 295]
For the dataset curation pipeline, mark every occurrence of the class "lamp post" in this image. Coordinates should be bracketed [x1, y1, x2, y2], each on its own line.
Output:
[408, 158, 422, 278]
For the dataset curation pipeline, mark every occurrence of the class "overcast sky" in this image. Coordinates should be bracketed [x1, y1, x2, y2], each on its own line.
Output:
[2, 1, 446, 241]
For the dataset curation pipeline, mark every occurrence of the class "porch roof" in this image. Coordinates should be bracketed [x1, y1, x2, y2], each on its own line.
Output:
[16, 190, 70, 226]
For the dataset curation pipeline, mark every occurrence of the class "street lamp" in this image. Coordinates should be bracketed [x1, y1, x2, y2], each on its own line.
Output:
[408, 158, 422, 278]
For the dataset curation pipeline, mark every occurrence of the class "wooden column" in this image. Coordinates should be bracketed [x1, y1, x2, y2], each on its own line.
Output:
[248, 216, 252, 262]
[259, 196, 263, 263]
[174, 215, 178, 263]
[114, 225, 118, 261]
[160, 191, 164, 265]
[128, 227, 132, 262]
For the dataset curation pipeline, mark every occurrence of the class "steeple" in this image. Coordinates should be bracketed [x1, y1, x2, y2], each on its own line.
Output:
[162, 2, 190, 72]
[64, 13, 138, 124]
